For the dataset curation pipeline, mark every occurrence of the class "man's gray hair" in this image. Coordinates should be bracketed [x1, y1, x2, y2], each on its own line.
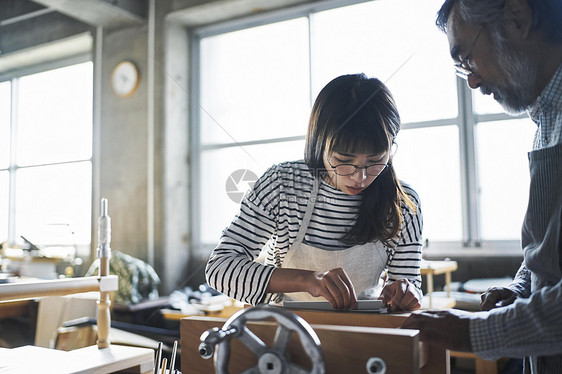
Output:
[436, 0, 562, 43]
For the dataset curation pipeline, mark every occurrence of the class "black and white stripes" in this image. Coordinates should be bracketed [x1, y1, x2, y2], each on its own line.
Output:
[205, 160, 423, 305]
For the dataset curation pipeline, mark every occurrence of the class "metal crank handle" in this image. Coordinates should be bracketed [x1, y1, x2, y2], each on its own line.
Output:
[199, 326, 238, 359]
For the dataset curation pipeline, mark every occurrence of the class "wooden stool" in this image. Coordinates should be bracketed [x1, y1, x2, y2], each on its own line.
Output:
[421, 260, 458, 309]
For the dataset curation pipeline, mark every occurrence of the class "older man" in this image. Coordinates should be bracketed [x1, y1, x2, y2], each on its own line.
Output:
[402, 0, 562, 372]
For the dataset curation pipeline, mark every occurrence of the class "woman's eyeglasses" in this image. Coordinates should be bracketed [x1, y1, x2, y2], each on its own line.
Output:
[326, 160, 389, 176]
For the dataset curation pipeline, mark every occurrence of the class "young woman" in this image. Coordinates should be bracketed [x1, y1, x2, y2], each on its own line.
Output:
[205, 74, 423, 311]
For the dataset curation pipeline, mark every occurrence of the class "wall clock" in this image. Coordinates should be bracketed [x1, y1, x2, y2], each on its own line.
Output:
[111, 61, 140, 97]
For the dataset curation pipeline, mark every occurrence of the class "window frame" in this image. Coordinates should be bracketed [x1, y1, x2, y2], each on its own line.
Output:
[0, 54, 93, 252]
[189, 0, 528, 256]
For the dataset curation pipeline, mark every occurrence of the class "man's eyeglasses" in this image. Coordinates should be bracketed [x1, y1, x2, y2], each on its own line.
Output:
[454, 25, 484, 80]
[326, 159, 389, 177]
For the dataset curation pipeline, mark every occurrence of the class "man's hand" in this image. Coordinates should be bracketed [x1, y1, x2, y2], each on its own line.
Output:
[480, 287, 517, 311]
[401, 309, 472, 352]
[379, 278, 421, 311]
[306, 267, 358, 310]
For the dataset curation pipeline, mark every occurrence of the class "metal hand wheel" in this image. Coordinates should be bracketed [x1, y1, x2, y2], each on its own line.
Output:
[199, 304, 325, 374]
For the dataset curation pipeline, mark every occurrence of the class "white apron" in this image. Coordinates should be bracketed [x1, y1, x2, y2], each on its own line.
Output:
[280, 178, 388, 302]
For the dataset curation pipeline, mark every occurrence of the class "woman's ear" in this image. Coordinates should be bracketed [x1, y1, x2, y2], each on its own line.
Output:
[503, 0, 534, 39]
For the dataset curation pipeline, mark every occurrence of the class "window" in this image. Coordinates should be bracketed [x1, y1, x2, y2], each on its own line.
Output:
[476, 118, 535, 240]
[0, 62, 93, 256]
[393, 125, 462, 241]
[196, 18, 311, 245]
[192, 0, 535, 252]
[0, 170, 8, 242]
[0, 82, 10, 242]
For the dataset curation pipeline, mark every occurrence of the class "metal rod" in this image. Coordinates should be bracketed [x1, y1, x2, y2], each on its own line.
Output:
[154, 342, 163, 374]
[169, 340, 178, 374]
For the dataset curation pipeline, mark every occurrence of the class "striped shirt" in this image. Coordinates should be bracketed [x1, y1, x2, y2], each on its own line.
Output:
[205, 160, 423, 306]
[470, 63, 562, 371]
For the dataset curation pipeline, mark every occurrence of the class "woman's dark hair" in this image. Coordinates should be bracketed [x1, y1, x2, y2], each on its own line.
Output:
[304, 74, 415, 246]
[436, 0, 562, 43]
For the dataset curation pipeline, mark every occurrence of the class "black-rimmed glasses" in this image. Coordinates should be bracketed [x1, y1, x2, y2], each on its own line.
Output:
[454, 24, 484, 80]
[326, 160, 389, 177]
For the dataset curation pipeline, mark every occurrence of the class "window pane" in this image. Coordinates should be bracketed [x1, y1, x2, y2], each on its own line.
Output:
[0, 171, 8, 242]
[0, 81, 10, 169]
[200, 19, 310, 145]
[477, 119, 536, 240]
[393, 125, 462, 241]
[311, 0, 457, 123]
[15, 162, 92, 248]
[473, 89, 505, 115]
[16, 62, 93, 166]
[200, 140, 305, 243]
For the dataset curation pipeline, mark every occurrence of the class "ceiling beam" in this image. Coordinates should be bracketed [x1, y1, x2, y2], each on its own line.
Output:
[0, 11, 92, 56]
[0, 0, 47, 23]
[31, 0, 147, 29]
[168, 0, 322, 28]
[0, 33, 92, 77]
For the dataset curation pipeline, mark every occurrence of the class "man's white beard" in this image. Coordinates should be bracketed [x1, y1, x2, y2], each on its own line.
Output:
[480, 36, 538, 115]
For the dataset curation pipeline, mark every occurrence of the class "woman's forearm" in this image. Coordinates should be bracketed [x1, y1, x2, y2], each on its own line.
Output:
[266, 268, 314, 294]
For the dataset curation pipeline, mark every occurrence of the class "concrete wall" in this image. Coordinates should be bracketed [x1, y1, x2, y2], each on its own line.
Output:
[96, 1, 182, 293]
[99, 25, 150, 262]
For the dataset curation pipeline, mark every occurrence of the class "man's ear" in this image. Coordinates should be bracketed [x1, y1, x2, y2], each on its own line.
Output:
[504, 0, 534, 39]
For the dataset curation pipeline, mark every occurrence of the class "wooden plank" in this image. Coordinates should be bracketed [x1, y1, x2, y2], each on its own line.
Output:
[0, 344, 154, 373]
[284, 310, 449, 374]
[0, 300, 31, 319]
[424, 344, 450, 374]
[0, 276, 118, 302]
[451, 351, 497, 374]
[69, 345, 154, 374]
[161, 303, 244, 321]
[286, 309, 409, 328]
[181, 317, 421, 374]
[421, 261, 458, 275]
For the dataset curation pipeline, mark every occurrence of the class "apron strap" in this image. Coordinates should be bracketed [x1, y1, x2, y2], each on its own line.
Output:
[294, 177, 320, 244]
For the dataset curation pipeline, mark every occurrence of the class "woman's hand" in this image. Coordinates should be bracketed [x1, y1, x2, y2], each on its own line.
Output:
[306, 267, 358, 310]
[379, 278, 421, 311]
[267, 267, 357, 310]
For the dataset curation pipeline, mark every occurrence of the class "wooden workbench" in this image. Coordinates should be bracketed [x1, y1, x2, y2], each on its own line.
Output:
[181, 309, 449, 374]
